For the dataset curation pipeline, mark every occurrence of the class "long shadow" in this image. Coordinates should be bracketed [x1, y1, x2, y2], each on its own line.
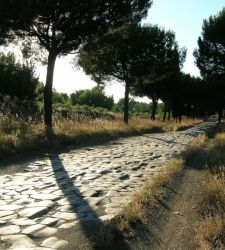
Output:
[49, 154, 130, 249]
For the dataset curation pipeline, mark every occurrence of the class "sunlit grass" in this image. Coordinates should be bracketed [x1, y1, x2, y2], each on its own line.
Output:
[181, 134, 207, 164]
[197, 131, 225, 250]
[0, 113, 201, 159]
[116, 159, 184, 232]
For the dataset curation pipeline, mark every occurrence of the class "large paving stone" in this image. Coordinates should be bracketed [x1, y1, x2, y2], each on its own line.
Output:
[0, 225, 21, 235]
[10, 218, 36, 226]
[0, 211, 14, 218]
[106, 190, 121, 197]
[58, 222, 77, 229]
[26, 200, 55, 208]
[57, 197, 81, 206]
[41, 237, 68, 248]
[18, 207, 49, 219]
[0, 205, 21, 211]
[55, 212, 85, 221]
[41, 217, 59, 226]
[31, 193, 60, 201]
[31, 226, 57, 238]
[1, 234, 36, 248]
[22, 224, 57, 238]
[80, 190, 98, 197]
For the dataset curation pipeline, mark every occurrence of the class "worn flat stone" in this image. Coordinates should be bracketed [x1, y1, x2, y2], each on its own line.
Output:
[1, 214, 17, 221]
[106, 190, 121, 197]
[31, 226, 57, 238]
[22, 224, 57, 238]
[81, 190, 98, 197]
[22, 224, 46, 235]
[10, 218, 36, 226]
[1, 234, 36, 248]
[41, 217, 59, 226]
[0, 211, 14, 218]
[0, 225, 21, 235]
[18, 207, 49, 219]
[41, 237, 68, 249]
[26, 200, 55, 208]
[31, 193, 59, 201]
[0, 205, 21, 211]
[58, 222, 77, 229]
[57, 197, 81, 206]
[55, 212, 84, 221]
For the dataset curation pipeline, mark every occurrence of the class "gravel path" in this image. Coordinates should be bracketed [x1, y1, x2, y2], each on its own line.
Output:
[0, 122, 214, 249]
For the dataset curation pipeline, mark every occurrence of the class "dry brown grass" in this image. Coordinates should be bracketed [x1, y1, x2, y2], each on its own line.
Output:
[0, 113, 201, 159]
[53, 116, 201, 136]
[0, 114, 45, 158]
[200, 168, 225, 216]
[197, 132, 225, 250]
[116, 158, 184, 232]
[197, 215, 225, 250]
[181, 134, 207, 163]
[206, 133, 225, 168]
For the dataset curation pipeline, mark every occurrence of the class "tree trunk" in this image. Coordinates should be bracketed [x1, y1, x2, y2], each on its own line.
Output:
[218, 109, 222, 123]
[151, 99, 158, 121]
[124, 81, 130, 124]
[163, 103, 167, 122]
[168, 108, 171, 120]
[44, 52, 57, 133]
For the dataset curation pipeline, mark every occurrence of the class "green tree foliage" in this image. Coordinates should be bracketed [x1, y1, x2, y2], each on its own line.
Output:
[131, 29, 186, 121]
[52, 91, 69, 104]
[78, 24, 180, 124]
[70, 90, 85, 106]
[6, 0, 152, 131]
[194, 8, 225, 122]
[113, 98, 150, 114]
[70, 87, 114, 110]
[0, 53, 39, 101]
[194, 8, 225, 78]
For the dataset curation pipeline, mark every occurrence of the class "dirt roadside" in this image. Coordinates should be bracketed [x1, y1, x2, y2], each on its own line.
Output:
[121, 154, 206, 250]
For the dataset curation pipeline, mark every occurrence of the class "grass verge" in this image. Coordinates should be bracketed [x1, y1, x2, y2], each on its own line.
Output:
[196, 131, 225, 250]
[0, 114, 201, 160]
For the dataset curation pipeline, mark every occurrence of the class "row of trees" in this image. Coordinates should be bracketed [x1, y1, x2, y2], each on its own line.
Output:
[77, 23, 185, 123]
[0, 1, 224, 129]
[77, 9, 225, 123]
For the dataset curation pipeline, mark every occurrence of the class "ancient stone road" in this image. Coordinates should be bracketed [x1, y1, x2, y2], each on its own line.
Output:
[0, 122, 214, 249]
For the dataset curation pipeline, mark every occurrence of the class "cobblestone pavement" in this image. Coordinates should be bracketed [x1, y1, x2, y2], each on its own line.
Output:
[0, 122, 214, 249]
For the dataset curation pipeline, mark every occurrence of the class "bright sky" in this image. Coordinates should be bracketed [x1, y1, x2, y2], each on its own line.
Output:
[7, 0, 225, 101]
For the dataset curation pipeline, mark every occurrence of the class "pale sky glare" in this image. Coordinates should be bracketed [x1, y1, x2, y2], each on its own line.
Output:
[6, 0, 225, 101]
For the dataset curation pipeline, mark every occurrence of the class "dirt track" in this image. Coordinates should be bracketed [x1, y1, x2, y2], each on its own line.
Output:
[120, 149, 206, 250]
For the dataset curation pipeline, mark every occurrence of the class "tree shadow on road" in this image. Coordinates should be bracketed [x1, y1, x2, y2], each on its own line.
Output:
[49, 154, 130, 249]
